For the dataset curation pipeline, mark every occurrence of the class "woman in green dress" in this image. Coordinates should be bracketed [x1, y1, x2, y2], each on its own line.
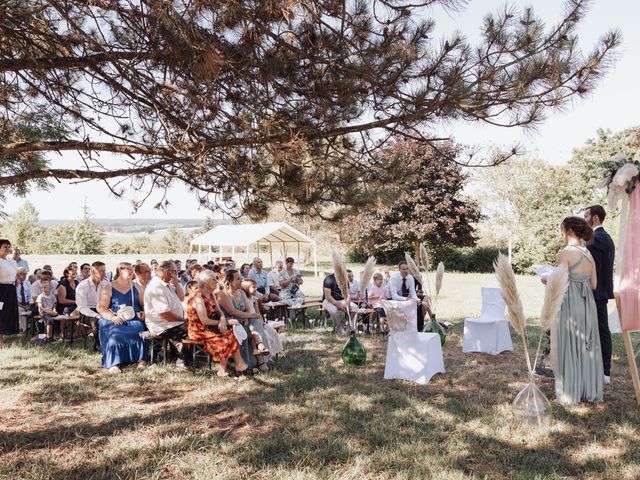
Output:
[554, 216, 604, 404]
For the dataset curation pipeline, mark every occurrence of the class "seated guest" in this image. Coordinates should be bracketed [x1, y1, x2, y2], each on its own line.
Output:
[31, 270, 58, 299]
[186, 270, 249, 377]
[225, 259, 236, 269]
[56, 267, 78, 336]
[132, 262, 152, 307]
[144, 260, 188, 369]
[174, 260, 182, 272]
[240, 279, 274, 372]
[76, 261, 109, 351]
[36, 281, 58, 341]
[188, 264, 203, 282]
[322, 271, 358, 334]
[16, 267, 33, 332]
[382, 268, 391, 288]
[56, 267, 78, 312]
[240, 263, 251, 279]
[78, 263, 91, 282]
[183, 280, 198, 311]
[97, 262, 147, 374]
[368, 273, 391, 335]
[390, 261, 431, 331]
[218, 269, 268, 373]
[347, 269, 361, 303]
[267, 260, 283, 300]
[279, 257, 305, 305]
[150, 259, 159, 277]
[28, 268, 41, 285]
[248, 257, 273, 309]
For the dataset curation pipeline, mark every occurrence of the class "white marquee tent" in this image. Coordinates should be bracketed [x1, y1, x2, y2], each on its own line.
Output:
[189, 222, 318, 276]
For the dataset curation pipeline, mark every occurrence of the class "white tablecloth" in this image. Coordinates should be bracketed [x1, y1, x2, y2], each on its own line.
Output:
[462, 318, 513, 355]
[384, 332, 445, 385]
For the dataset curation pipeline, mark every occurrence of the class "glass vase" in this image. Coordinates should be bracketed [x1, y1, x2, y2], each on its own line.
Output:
[512, 376, 552, 426]
[423, 314, 446, 346]
[342, 331, 366, 365]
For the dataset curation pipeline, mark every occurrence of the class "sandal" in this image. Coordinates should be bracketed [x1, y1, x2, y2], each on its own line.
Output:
[257, 361, 269, 373]
[234, 367, 254, 377]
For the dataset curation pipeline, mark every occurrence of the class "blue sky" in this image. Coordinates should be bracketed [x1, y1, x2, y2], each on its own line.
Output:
[6, 0, 639, 220]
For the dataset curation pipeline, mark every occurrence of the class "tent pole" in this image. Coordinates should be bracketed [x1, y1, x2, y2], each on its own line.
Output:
[219, 244, 223, 263]
[232, 245, 235, 260]
[313, 241, 318, 277]
[297, 242, 300, 263]
[208, 245, 211, 263]
[269, 242, 273, 266]
[198, 244, 202, 264]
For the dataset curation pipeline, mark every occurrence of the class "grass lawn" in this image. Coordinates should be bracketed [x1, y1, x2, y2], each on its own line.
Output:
[1, 276, 639, 479]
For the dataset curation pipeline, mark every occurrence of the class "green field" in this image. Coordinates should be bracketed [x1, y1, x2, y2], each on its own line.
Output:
[1, 272, 638, 480]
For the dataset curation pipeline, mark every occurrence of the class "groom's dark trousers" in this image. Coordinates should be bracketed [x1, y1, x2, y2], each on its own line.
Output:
[587, 227, 615, 377]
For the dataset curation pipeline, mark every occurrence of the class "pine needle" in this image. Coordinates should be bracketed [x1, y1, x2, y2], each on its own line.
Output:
[404, 252, 423, 285]
[540, 265, 569, 329]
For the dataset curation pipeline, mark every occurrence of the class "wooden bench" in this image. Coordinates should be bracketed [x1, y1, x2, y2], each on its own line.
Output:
[182, 339, 213, 372]
[287, 301, 324, 328]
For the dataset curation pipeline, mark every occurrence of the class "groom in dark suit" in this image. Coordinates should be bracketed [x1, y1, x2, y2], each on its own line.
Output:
[584, 205, 615, 383]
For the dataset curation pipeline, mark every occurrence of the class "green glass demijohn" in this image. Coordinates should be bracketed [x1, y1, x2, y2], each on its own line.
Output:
[342, 331, 366, 365]
[423, 314, 446, 346]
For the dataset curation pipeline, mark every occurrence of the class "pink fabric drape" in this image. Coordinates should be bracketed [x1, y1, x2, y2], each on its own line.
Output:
[619, 180, 640, 331]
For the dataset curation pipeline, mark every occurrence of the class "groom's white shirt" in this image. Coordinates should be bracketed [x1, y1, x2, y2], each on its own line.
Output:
[389, 272, 419, 301]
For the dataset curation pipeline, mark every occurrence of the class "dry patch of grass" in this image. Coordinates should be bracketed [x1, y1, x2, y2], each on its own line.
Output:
[1, 322, 639, 480]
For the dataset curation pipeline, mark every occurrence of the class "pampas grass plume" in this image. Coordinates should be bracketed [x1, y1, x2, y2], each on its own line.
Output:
[419, 243, 432, 296]
[331, 251, 349, 301]
[435, 262, 445, 295]
[540, 265, 569, 329]
[404, 252, 423, 285]
[360, 256, 377, 293]
[494, 254, 526, 337]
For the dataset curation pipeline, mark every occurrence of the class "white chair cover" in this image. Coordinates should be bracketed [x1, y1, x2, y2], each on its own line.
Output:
[463, 287, 513, 355]
[382, 299, 445, 385]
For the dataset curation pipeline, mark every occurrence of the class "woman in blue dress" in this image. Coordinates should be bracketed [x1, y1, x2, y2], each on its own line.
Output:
[97, 262, 147, 374]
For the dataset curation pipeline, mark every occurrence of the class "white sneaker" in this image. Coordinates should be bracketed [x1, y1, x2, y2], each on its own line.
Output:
[604, 375, 611, 384]
[175, 359, 187, 370]
[106, 366, 122, 375]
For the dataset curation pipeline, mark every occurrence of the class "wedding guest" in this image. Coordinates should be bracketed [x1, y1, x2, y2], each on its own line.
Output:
[553, 217, 603, 404]
[150, 259, 159, 277]
[37, 281, 58, 341]
[133, 262, 152, 307]
[175, 260, 182, 272]
[368, 273, 391, 335]
[347, 269, 361, 303]
[76, 261, 109, 351]
[240, 263, 251, 279]
[78, 263, 91, 282]
[31, 270, 58, 299]
[186, 270, 249, 377]
[382, 268, 391, 288]
[15, 267, 32, 332]
[322, 271, 358, 334]
[97, 262, 147, 374]
[0, 239, 19, 347]
[183, 280, 198, 311]
[56, 267, 78, 316]
[144, 260, 188, 369]
[584, 205, 615, 384]
[12, 248, 29, 272]
[279, 257, 305, 305]
[390, 261, 428, 331]
[267, 260, 284, 299]
[240, 278, 273, 372]
[218, 269, 267, 372]
[188, 264, 203, 283]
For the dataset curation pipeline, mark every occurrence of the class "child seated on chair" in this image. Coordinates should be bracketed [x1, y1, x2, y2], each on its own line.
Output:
[36, 281, 58, 341]
[368, 273, 391, 335]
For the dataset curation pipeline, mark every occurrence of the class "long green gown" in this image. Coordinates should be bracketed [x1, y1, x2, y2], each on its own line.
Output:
[555, 247, 604, 404]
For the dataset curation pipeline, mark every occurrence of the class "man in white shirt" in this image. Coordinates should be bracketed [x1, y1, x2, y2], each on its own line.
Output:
[267, 260, 283, 299]
[389, 261, 428, 331]
[12, 248, 29, 272]
[144, 260, 188, 368]
[76, 261, 110, 351]
[31, 270, 58, 299]
[347, 270, 361, 303]
[15, 267, 33, 331]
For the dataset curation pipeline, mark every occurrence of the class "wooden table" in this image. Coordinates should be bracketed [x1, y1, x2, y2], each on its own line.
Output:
[288, 301, 324, 328]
